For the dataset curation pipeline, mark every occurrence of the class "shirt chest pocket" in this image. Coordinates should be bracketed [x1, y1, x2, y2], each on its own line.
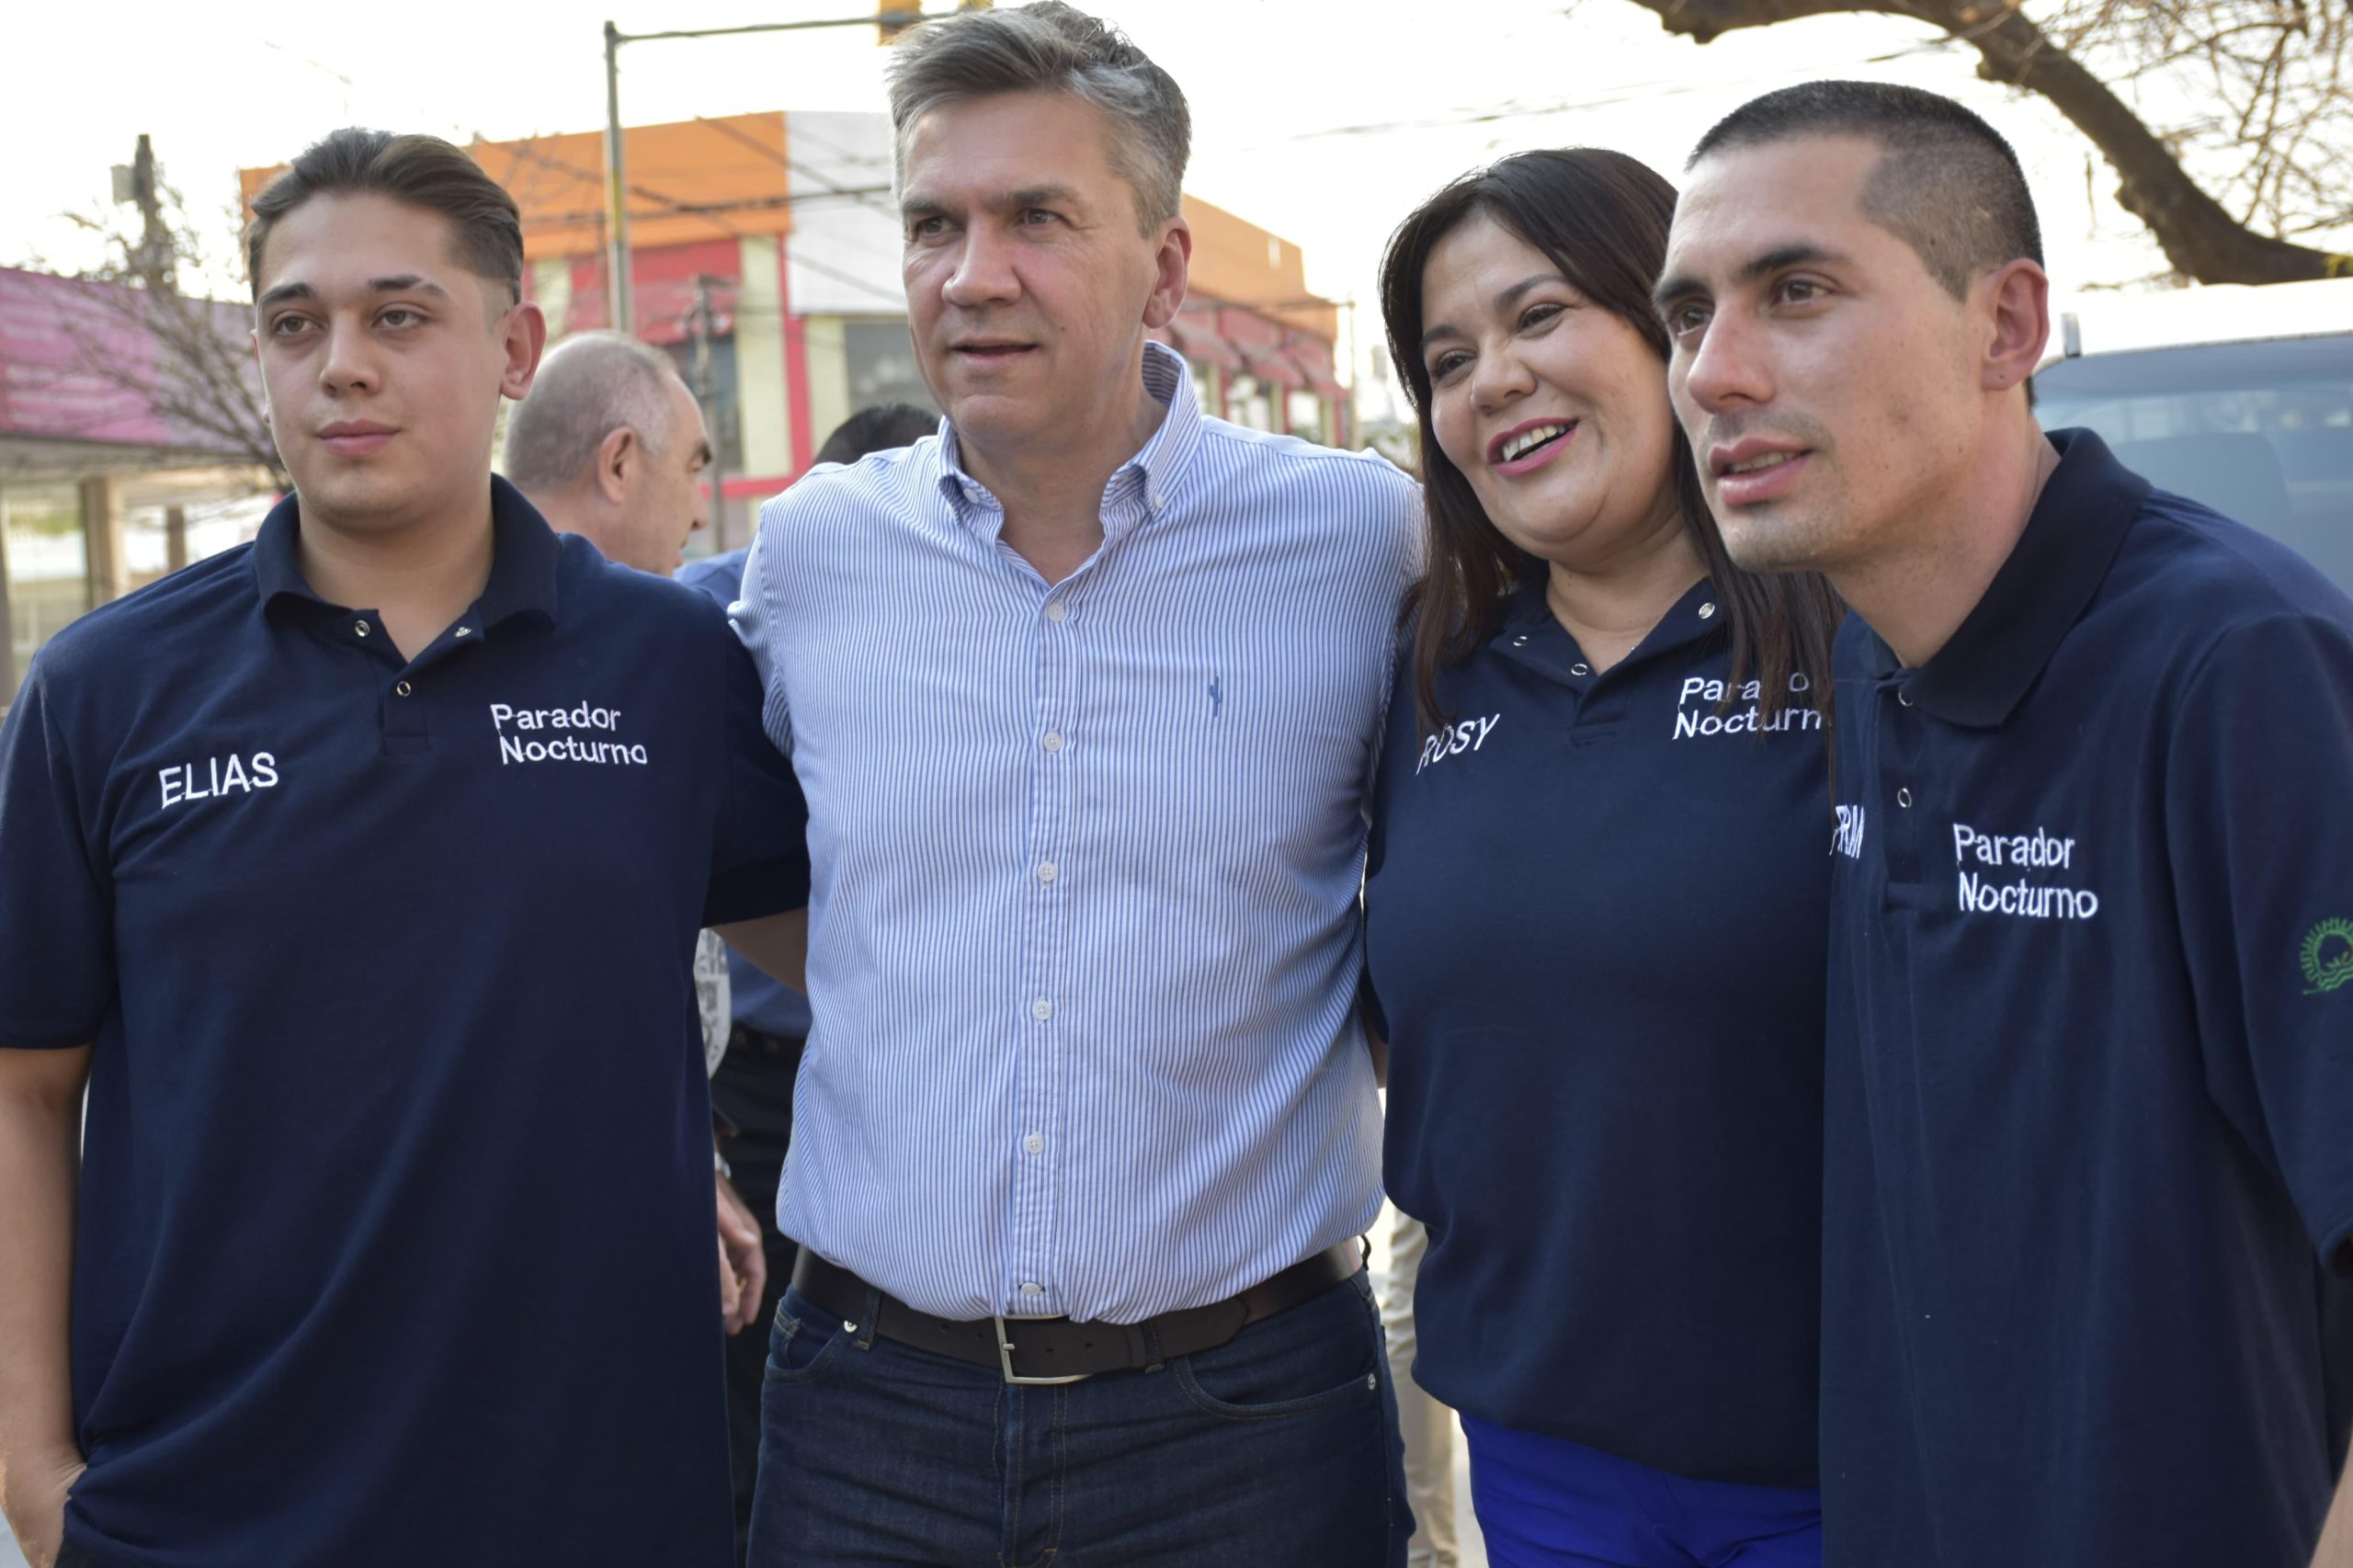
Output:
[1079, 635, 1380, 861]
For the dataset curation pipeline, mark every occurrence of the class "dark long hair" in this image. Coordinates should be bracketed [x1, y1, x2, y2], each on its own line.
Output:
[1378, 148, 1842, 732]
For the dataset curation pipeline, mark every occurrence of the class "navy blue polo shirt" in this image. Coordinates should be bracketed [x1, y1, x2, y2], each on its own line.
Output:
[1364, 577, 1830, 1487]
[0, 479, 808, 1568]
[1823, 429, 2353, 1567]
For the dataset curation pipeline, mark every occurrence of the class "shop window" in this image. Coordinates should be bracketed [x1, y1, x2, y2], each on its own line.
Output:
[845, 320, 938, 415]
[1227, 376, 1275, 432]
[122, 497, 270, 595]
[1, 483, 89, 705]
[1288, 392, 1332, 445]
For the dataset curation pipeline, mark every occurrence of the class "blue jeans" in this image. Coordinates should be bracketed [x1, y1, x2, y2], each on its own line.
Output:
[748, 1268, 1411, 1566]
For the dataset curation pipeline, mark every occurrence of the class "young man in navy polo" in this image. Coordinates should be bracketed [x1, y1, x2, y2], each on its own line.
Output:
[1659, 80, 2353, 1566]
[0, 131, 807, 1568]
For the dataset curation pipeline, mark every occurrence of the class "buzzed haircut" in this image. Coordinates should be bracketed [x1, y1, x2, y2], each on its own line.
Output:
[816, 403, 938, 467]
[1689, 80, 2042, 299]
[885, 1, 1190, 233]
[245, 128, 525, 304]
[503, 333, 689, 496]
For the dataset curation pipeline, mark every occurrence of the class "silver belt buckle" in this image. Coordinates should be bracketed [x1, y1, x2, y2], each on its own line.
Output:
[993, 1313, 1091, 1385]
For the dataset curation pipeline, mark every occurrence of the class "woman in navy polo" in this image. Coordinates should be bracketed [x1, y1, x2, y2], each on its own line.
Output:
[1364, 150, 1846, 1567]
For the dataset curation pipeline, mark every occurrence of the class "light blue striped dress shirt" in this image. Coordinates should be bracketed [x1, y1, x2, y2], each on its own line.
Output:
[733, 341, 1419, 1323]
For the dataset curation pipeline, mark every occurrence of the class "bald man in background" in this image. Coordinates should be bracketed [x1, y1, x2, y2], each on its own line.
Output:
[503, 329, 769, 1336]
[506, 331, 715, 574]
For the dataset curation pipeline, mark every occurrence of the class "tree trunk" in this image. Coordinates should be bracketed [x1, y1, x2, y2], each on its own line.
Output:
[1626, 0, 2351, 283]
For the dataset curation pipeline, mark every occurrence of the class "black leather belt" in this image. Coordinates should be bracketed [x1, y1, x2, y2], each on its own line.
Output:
[790, 1241, 1365, 1384]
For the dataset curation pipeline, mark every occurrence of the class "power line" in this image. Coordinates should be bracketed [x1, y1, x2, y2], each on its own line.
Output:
[690, 114, 901, 219]
[783, 248, 910, 307]
[484, 135, 754, 245]
[1214, 33, 1959, 151]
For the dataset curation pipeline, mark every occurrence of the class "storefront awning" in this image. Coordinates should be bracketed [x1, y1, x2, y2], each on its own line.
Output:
[1239, 347, 1306, 391]
[1163, 312, 1246, 376]
[1282, 343, 1347, 403]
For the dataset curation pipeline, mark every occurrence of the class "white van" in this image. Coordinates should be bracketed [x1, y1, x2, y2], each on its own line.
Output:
[2033, 278, 2353, 589]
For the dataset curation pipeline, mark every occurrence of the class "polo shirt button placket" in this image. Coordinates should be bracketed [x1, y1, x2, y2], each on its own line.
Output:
[383, 665, 431, 747]
[1880, 678, 1926, 884]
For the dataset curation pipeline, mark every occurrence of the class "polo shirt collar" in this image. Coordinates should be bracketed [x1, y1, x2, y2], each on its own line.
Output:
[1876, 428, 2150, 728]
[1496, 570, 1727, 668]
[251, 475, 563, 632]
[934, 339, 1207, 534]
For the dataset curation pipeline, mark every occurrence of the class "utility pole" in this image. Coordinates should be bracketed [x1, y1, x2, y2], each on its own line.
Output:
[598, 5, 979, 341]
[602, 21, 632, 335]
[692, 275, 729, 551]
[112, 134, 175, 290]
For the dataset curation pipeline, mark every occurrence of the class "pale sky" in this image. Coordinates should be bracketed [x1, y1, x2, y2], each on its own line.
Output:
[8, 0, 2318, 403]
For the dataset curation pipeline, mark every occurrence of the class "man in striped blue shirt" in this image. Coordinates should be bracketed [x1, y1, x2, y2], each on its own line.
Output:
[725, 6, 1420, 1562]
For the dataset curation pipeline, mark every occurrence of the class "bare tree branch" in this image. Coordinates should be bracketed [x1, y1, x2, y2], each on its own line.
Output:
[29, 142, 284, 486]
[1622, 0, 2353, 283]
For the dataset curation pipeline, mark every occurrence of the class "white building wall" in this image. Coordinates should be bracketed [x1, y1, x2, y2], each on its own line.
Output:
[783, 111, 908, 316]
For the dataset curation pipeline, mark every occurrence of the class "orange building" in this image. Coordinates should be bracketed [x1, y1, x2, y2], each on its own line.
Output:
[244, 112, 1350, 551]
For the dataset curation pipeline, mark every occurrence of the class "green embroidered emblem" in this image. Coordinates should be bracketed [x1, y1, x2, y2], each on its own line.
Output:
[2302, 918, 2353, 994]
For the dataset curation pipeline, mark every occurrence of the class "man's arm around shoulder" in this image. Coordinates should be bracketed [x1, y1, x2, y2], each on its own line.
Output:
[0, 1042, 91, 1568]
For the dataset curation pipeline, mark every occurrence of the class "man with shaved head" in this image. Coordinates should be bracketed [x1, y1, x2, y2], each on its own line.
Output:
[1658, 79, 2353, 1568]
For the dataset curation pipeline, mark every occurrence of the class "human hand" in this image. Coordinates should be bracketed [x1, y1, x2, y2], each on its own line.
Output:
[715, 1171, 767, 1334]
[2, 1447, 85, 1568]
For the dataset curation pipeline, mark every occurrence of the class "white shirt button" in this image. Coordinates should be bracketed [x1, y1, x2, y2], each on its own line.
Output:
[1037, 862, 1058, 883]
[1020, 1281, 1045, 1296]
[1031, 998, 1053, 1021]
[1023, 1132, 1045, 1154]
[1045, 601, 1068, 623]
[1041, 731, 1064, 753]
[1698, 602, 1717, 619]
[454, 626, 472, 639]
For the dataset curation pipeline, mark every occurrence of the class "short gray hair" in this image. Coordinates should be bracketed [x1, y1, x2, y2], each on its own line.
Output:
[505, 332, 685, 495]
[886, 1, 1189, 232]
